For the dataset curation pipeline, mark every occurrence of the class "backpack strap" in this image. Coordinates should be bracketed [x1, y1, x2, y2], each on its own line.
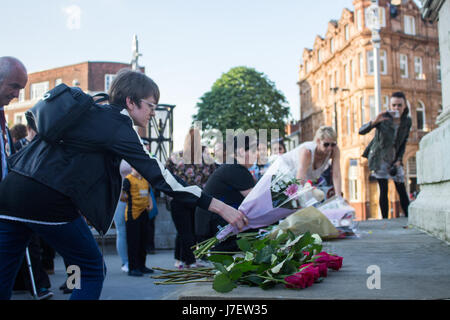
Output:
[92, 93, 109, 104]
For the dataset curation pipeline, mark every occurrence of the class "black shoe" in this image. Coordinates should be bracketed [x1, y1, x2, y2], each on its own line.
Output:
[59, 282, 66, 291]
[36, 288, 54, 300]
[128, 269, 144, 277]
[140, 267, 154, 274]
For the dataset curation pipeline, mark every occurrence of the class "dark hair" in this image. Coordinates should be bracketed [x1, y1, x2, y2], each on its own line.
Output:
[233, 134, 257, 153]
[391, 91, 409, 117]
[108, 68, 160, 107]
[10, 123, 27, 141]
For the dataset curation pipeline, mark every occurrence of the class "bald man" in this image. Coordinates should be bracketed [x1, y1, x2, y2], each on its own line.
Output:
[0, 57, 28, 180]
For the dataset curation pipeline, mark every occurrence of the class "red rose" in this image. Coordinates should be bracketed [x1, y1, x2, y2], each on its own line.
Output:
[284, 274, 307, 289]
[315, 262, 328, 277]
[327, 255, 343, 271]
[312, 251, 331, 264]
[298, 264, 320, 283]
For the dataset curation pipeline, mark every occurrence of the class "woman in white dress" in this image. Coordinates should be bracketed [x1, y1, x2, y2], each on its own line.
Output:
[282, 126, 342, 198]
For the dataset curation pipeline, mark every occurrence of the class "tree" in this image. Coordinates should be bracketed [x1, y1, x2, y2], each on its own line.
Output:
[193, 66, 290, 138]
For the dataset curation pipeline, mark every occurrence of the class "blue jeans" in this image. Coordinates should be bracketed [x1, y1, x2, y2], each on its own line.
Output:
[113, 201, 128, 267]
[0, 216, 105, 300]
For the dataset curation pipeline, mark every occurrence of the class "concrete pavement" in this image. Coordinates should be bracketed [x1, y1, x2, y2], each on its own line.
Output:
[11, 217, 450, 300]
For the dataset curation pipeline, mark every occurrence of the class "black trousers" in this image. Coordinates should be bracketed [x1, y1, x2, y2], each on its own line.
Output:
[146, 216, 155, 253]
[13, 233, 51, 293]
[377, 179, 410, 219]
[170, 200, 196, 265]
[126, 211, 149, 271]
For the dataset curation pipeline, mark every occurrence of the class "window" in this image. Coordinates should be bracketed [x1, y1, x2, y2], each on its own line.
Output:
[404, 15, 416, 35]
[105, 74, 116, 92]
[379, 7, 386, 27]
[414, 57, 424, 80]
[305, 61, 309, 73]
[350, 60, 354, 83]
[344, 64, 349, 85]
[400, 54, 408, 78]
[367, 51, 374, 75]
[14, 113, 25, 124]
[346, 107, 351, 135]
[349, 159, 359, 201]
[30, 81, 49, 100]
[437, 61, 441, 82]
[356, 10, 363, 31]
[367, 50, 387, 75]
[344, 24, 350, 41]
[18, 89, 25, 102]
[55, 78, 63, 87]
[369, 95, 377, 120]
[359, 52, 364, 77]
[380, 50, 387, 74]
[318, 49, 322, 63]
[330, 38, 334, 53]
[328, 74, 333, 91]
[360, 96, 366, 124]
[382, 95, 389, 111]
[416, 101, 426, 130]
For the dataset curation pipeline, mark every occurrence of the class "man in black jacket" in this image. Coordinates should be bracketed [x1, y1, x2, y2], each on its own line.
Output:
[0, 69, 248, 300]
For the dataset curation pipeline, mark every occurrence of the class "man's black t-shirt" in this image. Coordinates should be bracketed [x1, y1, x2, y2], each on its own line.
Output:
[195, 164, 255, 249]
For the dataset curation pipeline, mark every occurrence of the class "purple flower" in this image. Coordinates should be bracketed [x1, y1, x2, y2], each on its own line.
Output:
[284, 184, 299, 197]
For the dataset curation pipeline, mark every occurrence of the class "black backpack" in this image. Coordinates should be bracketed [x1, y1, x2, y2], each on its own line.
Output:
[25, 83, 108, 143]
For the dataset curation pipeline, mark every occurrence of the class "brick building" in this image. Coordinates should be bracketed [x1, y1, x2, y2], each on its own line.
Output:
[5, 61, 144, 128]
[298, 0, 442, 220]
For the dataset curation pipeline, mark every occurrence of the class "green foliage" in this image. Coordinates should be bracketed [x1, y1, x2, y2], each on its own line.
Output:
[209, 231, 321, 293]
[193, 66, 290, 136]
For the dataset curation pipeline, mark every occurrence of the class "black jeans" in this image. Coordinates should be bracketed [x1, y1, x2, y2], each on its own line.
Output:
[13, 233, 51, 293]
[377, 179, 410, 219]
[170, 200, 196, 265]
[126, 211, 149, 271]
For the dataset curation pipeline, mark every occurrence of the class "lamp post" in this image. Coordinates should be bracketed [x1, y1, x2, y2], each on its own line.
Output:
[368, 0, 382, 115]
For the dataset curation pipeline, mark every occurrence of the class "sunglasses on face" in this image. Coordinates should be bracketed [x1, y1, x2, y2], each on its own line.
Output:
[323, 142, 337, 148]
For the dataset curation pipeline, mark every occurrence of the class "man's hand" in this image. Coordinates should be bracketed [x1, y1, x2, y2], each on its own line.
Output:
[372, 112, 390, 126]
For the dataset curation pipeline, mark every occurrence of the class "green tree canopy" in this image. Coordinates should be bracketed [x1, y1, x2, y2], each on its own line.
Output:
[193, 66, 290, 138]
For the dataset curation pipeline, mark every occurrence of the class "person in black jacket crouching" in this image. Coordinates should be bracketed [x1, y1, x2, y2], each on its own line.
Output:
[0, 69, 248, 300]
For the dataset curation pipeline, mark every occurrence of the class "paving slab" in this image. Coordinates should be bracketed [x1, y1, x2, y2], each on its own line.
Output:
[10, 218, 450, 300]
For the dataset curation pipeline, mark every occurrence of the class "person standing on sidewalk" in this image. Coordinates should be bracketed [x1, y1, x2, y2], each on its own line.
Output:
[359, 91, 412, 219]
[122, 167, 154, 277]
[0, 68, 248, 300]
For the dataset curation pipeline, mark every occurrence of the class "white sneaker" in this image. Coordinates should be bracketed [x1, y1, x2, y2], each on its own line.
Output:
[174, 260, 183, 268]
[121, 264, 129, 273]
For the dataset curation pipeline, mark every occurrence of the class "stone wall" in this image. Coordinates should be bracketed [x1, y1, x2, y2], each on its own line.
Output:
[410, 0, 450, 242]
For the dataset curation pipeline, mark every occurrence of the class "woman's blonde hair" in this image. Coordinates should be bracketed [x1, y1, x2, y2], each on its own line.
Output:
[314, 126, 337, 142]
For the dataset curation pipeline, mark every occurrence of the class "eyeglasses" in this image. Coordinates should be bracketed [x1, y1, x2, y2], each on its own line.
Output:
[323, 142, 337, 148]
[140, 99, 158, 110]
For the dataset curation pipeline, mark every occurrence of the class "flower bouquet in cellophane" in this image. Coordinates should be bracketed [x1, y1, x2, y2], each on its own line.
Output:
[194, 157, 325, 258]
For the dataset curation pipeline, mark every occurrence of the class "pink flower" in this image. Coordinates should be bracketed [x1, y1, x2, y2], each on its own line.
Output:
[284, 184, 299, 197]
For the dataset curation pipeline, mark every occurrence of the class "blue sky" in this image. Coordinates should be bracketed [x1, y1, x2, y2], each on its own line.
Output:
[1, 0, 421, 150]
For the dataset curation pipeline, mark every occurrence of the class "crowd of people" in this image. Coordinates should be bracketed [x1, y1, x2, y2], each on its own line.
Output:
[0, 55, 413, 300]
